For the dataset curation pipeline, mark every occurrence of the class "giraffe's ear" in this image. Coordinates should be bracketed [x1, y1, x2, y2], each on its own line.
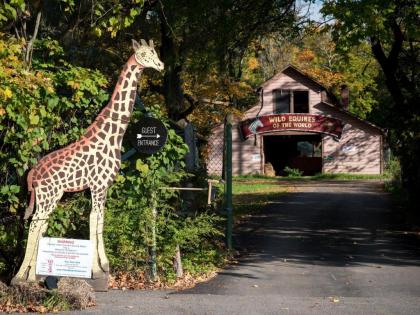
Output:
[140, 39, 148, 46]
[132, 39, 141, 51]
[149, 39, 154, 48]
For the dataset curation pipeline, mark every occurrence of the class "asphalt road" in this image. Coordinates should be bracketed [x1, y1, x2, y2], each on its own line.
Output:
[73, 180, 420, 315]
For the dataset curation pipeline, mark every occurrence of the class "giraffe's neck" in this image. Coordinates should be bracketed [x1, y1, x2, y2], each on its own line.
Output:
[100, 55, 143, 124]
[89, 55, 143, 146]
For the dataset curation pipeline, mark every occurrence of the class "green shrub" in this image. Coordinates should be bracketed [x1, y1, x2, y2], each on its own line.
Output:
[0, 35, 226, 283]
[384, 156, 401, 181]
[0, 35, 108, 280]
[283, 166, 303, 177]
[104, 107, 226, 280]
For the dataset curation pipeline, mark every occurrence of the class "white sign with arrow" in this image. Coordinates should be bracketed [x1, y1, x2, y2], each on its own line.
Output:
[137, 133, 161, 139]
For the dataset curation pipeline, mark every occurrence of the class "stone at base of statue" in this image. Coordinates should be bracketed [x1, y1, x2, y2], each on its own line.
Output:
[36, 272, 109, 292]
[264, 163, 276, 177]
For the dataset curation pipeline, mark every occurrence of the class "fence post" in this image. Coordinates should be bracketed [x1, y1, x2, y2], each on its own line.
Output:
[224, 114, 233, 250]
[150, 189, 158, 281]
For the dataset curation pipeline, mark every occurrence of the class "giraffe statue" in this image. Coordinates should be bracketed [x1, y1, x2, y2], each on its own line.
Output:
[11, 39, 164, 284]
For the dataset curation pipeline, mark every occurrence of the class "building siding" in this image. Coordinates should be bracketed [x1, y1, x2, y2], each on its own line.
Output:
[244, 71, 322, 119]
[317, 104, 382, 174]
[207, 120, 262, 176]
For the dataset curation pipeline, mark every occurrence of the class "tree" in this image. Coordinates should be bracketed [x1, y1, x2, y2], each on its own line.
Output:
[0, 1, 145, 69]
[135, 0, 297, 121]
[322, 0, 420, 206]
[241, 28, 380, 118]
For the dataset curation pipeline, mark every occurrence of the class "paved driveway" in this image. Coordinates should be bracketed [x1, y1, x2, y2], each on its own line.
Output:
[74, 180, 420, 314]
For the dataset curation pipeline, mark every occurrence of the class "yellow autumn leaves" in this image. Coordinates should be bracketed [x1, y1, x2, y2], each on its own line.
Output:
[0, 87, 12, 116]
[1, 87, 12, 99]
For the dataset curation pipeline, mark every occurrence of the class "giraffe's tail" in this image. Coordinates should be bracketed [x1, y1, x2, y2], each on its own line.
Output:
[24, 169, 35, 220]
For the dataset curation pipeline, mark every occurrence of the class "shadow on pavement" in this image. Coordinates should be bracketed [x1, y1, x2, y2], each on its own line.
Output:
[177, 181, 420, 295]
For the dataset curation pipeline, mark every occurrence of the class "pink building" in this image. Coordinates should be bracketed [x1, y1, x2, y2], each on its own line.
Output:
[207, 65, 384, 176]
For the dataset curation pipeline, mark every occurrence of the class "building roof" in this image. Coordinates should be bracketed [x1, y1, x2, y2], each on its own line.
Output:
[320, 101, 384, 133]
[260, 64, 341, 104]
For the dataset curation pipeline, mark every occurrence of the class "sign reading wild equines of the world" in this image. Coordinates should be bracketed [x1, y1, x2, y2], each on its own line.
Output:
[130, 117, 168, 154]
[240, 114, 344, 139]
[36, 237, 93, 278]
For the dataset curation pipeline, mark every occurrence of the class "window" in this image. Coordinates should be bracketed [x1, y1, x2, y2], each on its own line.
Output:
[273, 90, 290, 113]
[297, 141, 321, 157]
[294, 91, 309, 113]
[273, 90, 309, 113]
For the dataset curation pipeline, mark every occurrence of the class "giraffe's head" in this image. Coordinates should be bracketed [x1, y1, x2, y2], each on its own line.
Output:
[132, 39, 164, 72]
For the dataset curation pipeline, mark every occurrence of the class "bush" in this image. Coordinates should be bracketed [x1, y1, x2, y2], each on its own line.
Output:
[283, 166, 303, 177]
[0, 35, 226, 285]
[384, 156, 401, 181]
[0, 35, 108, 281]
[42, 109, 227, 283]
[104, 107, 226, 281]
[384, 157, 405, 199]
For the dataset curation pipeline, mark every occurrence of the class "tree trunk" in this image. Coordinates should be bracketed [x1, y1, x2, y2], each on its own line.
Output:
[160, 15, 186, 121]
[173, 245, 183, 278]
[370, 24, 420, 209]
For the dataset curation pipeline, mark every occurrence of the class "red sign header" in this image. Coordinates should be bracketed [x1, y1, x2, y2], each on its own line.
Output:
[240, 114, 344, 139]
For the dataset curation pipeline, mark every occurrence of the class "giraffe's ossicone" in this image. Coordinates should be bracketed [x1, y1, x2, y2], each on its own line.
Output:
[12, 39, 164, 285]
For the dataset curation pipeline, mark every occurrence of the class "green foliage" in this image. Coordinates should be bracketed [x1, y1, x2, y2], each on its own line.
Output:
[322, 0, 420, 207]
[384, 156, 401, 181]
[0, 35, 108, 278]
[321, 0, 418, 52]
[1, 1, 144, 38]
[283, 166, 303, 177]
[245, 29, 381, 118]
[0, 1, 25, 26]
[0, 30, 226, 282]
[41, 290, 71, 311]
[104, 109, 225, 278]
[46, 192, 91, 238]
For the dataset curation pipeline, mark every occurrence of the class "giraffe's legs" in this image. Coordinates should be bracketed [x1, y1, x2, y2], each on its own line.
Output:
[12, 189, 62, 284]
[90, 188, 109, 278]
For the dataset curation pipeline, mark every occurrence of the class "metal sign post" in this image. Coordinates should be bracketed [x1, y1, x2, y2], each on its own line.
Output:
[224, 114, 233, 250]
[150, 186, 158, 281]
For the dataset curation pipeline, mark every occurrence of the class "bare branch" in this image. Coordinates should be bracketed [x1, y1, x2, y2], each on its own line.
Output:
[25, 10, 42, 69]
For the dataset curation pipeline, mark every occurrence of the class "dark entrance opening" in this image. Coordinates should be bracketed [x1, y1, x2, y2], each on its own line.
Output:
[263, 134, 322, 176]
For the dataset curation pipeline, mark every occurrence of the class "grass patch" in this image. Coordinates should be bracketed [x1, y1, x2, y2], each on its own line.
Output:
[233, 182, 286, 194]
[233, 174, 282, 181]
[232, 179, 286, 219]
[311, 173, 390, 180]
[235, 172, 390, 182]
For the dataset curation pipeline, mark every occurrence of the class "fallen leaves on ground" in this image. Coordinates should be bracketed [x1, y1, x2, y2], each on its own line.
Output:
[108, 271, 218, 290]
[0, 279, 95, 313]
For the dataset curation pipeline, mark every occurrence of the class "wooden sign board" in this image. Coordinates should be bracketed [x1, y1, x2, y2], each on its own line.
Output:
[240, 114, 344, 139]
